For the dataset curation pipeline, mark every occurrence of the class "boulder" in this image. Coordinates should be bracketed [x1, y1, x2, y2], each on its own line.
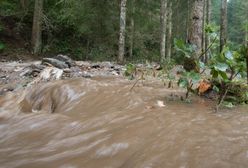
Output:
[42, 58, 69, 69]
[55, 54, 75, 67]
[100, 62, 115, 69]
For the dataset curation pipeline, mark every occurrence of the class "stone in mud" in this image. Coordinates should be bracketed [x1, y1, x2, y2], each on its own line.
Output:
[42, 58, 69, 69]
[91, 64, 101, 69]
[29, 64, 46, 77]
[0, 85, 15, 95]
[66, 66, 87, 78]
[0, 75, 7, 79]
[75, 61, 91, 67]
[82, 72, 92, 78]
[63, 68, 72, 73]
[100, 62, 115, 69]
[70, 66, 81, 72]
[19, 65, 42, 77]
[30, 64, 46, 71]
[19, 68, 32, 77]
[55, 54, 76, 68]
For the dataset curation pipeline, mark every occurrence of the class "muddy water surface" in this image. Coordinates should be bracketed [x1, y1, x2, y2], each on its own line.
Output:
[0, 78, 248, 168]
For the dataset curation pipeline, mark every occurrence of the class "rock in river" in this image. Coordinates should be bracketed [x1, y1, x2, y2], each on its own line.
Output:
[42, 58, 69, 69]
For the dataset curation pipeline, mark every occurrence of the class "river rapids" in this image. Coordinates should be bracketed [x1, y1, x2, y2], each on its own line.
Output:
[0, 77, 248, 168]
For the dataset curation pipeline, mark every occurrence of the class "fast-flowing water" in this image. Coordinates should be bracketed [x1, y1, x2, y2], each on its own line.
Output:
[0, 78, 247, 168]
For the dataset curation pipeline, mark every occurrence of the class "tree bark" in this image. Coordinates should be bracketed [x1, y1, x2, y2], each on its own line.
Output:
[186, 0, 191, 42]
[246, 4, 248, 84]
[205, 0, 211, 62]
[20, 0, 28, 10]
[118, 0, 127, 64]
[245, 2, 248, 84]
[166, 1, 172, 61]
[220, 0, 227, 53]
[31, 0, 43, 55]
[160, 0, 167, 63]
[246, 45, 248, 84]
[129, 0, 135, 59]
[188, 0, 204, 58]
[245, 2, 248, 45]
[201, 0, 206, 62]
[184, 0, 204, 72]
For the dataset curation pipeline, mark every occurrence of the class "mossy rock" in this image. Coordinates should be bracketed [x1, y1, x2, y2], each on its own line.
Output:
[183, 57, 199, 72]
[226, 82, 248, 104]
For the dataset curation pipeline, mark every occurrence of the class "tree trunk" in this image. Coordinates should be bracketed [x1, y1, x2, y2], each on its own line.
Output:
[245, 2, 248, 45]
[188, 0, 204, 58]
[246, 5, 248, 84]
[160, 0, 167, 63]
[201, 0, 206, 62]
[166, 1, 172, 61]
[186, 0, 191, 42]
[246, 46, 248, 84]
[20, 0, 28, 10]
[184, 0, 204, 72]
[31, 0, 43, 55]
[118, 0, 127, 64]
[205, 0, 211, 62]
[129, 0, 135, 59]
[220, 0, 227, 53]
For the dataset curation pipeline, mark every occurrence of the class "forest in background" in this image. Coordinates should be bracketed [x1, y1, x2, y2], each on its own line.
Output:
[0, 0, 247, 109]
[0, 0, 247, 63]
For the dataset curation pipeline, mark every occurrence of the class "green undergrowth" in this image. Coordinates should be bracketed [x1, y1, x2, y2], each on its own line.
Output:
[124, 34, 247, 111]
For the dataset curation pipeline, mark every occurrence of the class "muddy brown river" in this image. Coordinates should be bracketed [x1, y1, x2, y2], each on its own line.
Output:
[0, 78, 247, 168]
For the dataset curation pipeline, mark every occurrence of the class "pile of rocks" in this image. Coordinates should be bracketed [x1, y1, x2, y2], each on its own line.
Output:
[27, 55, 124, 82]
[0, 55, 124, 95]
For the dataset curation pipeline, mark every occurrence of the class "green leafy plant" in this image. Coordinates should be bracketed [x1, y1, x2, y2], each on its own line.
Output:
[174, 24, 219, 70]
[240, 44, 248, 84]
[174, 39, 196, 58]
[124, 63, 148, 91]
[0, 42, 5, 51]
[173, 24, 247, 110]
[209, 46, 247, 110]
[178, 71, 201, 99]
[124, 63, 136, 80]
